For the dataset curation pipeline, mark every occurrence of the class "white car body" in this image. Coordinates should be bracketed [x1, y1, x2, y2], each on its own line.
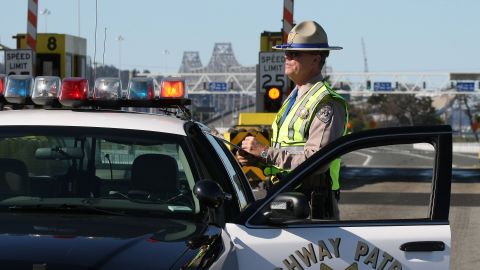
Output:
[0, 109, 186, 135]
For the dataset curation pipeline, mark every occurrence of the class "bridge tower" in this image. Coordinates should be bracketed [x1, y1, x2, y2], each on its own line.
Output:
[178, 51, 203, 73]
[205, 43, 241, 73]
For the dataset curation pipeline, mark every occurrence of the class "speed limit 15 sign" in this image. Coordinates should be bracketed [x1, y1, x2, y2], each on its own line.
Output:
[259, 51, 286, 93]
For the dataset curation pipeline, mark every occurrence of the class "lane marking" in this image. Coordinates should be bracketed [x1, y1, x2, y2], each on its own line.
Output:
[350, 151, 372, 166]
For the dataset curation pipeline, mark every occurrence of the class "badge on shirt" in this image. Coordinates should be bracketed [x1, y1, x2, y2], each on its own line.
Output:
[298, 108, 309, 120]
[317, 104, 333, 123]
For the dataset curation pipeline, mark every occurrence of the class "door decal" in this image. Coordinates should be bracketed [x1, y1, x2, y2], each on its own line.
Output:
[274, 238, 403, 270]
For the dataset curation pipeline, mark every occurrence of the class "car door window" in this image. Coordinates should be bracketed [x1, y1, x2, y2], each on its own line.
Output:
[338, 143, 434, 220]
[256, 142, 438, 223]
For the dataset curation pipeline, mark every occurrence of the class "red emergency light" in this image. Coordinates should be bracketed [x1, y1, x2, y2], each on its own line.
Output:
[59, 77, 89, 107]
[148, 85, 154, 100]
[0, 75, 5, 96]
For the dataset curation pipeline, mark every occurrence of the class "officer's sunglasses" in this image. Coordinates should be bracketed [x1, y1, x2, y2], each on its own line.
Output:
[284, 51, 320, 58]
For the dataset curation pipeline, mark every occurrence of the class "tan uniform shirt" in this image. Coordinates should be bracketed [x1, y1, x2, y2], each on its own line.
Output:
[266, 73, 347, 171]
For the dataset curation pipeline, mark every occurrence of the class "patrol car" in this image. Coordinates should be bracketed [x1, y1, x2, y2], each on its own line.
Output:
[0, 74, 452, 269]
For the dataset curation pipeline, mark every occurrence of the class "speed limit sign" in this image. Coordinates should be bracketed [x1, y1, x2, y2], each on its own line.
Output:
[259, 51, 286, 93]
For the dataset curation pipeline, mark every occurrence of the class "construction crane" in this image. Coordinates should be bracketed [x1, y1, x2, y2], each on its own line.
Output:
[361, 37, 369, 73]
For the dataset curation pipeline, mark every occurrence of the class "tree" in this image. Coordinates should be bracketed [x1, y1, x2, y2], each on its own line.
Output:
[367, 94, 443, 127]
[95, 65, 120, 78]
[347, 103, 373, 132]
[461, 95, 479, 142]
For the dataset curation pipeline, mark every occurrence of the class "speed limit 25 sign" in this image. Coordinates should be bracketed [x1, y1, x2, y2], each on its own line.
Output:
[259, 52, 286, 93]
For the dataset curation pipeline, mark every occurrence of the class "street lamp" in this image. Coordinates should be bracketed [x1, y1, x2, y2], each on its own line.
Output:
[116, 35, 124, 78]
[40, 9, 51, 33]
[162, 49, 170, 74]
[77, 0, 81, 36]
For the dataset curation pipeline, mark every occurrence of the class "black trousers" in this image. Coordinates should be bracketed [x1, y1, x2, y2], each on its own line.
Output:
[297, 173, 338, 219]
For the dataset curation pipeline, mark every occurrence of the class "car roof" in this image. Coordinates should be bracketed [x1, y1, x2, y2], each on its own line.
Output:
[0, 109, 187, 136]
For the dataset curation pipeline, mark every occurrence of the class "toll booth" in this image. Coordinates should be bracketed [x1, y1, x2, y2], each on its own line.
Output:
[260, 31, 283, 52]
[14, 33, 87, 78]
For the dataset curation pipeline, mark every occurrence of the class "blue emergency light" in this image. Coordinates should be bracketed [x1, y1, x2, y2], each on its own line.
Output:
[127, 77, 155, 100]
[4, 75, 34, 104]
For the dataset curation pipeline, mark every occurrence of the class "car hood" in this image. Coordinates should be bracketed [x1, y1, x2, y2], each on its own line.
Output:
[0, 212, 218, 270]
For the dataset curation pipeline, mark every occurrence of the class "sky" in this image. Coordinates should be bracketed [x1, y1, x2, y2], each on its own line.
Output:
[1, 0, 479, 74]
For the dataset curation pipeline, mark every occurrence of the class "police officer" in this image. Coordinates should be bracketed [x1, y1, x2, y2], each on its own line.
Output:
[237, 20, 348, 219]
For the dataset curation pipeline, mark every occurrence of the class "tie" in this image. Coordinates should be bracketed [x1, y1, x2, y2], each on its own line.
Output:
[280, 88, 298, 125]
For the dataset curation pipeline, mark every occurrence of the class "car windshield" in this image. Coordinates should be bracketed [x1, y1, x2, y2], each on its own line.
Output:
[0, 126, 199, 218]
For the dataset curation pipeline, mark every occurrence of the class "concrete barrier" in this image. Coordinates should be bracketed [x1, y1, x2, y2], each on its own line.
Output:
[414, 142, 480, 154]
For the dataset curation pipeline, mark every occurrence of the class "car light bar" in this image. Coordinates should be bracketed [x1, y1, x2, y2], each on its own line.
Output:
[59, 77, 89, 107]
[93, 77, 122, 100]
[4, 75, 34, 104]
[32, 76, 62, 105]
[0, 76, 190, 109]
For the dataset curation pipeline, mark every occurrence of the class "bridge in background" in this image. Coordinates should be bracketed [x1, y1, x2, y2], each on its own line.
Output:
[139, 41, 480, 95]
[141, 71, 480, 96]
[138, 71, 480, 129]
[137, 43, 480, 128]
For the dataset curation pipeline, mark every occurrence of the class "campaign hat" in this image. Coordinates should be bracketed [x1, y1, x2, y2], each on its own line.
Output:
[273, 20, 342, 51]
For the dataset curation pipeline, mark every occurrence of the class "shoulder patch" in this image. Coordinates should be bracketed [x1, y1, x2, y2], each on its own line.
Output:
[317, 104, 333, 123]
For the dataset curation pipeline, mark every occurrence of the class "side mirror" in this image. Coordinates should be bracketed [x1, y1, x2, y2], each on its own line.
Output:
[266, 192, 309, 224]
[193, 179, 231, 209]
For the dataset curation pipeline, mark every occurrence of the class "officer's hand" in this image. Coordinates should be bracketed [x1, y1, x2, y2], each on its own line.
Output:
[236, 149, 263, 166]
[236, 149, 252, 166]
[241, 136, 268, 157]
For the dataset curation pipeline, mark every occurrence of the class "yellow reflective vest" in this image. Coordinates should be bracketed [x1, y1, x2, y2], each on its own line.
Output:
[267, 81, 348, 190]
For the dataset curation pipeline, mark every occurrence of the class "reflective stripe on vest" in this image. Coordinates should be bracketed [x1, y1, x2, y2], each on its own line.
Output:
[272, 82, 326, 146]
[268, 81, 349, 191]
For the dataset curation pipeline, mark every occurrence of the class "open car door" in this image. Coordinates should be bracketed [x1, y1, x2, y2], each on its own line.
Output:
[226, 125, 452, 270]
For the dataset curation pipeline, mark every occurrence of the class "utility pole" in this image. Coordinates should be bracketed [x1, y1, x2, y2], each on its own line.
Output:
[162, 49, 170, 74]
[77, 0, 81, 36]
[361, 37, 369, 73]
[41, 9, 51, 32]
[116, 35, 124, 78]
